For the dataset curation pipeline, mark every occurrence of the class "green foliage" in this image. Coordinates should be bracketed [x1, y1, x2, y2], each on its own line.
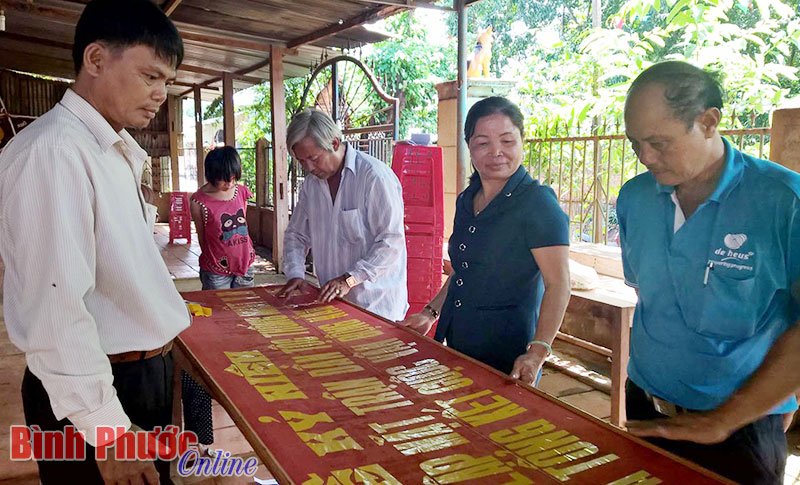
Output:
[514, 0, 800, 135]
[366, 12, 456, 137]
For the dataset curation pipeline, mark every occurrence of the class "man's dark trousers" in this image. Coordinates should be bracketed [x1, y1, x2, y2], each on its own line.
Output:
[21, 353, 174, 485]
[626, 379, 787, 485]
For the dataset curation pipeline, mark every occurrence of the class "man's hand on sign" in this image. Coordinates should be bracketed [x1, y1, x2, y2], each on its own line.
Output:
[318, 275, 351, 303]
[399, 312, 436, 336]
[626, 412, 736, 444]
[277, 278, 312, 298]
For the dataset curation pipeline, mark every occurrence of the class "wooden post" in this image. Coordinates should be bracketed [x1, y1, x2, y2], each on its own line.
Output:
[167, 94, 180, 191]
[223, 72, 235, 147]
[194, 85, 205, 187]
[270, 46, 289, 272]
[255, 137, 268, 207]
[455, 0, 469, 194]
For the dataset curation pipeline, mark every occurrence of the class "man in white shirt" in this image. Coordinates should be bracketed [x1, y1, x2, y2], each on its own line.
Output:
[0, 1, 190, 483]
[278, 109, 408, 321]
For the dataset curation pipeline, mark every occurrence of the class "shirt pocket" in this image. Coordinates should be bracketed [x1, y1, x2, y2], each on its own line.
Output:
[340, 209, 365, 245]
[695, 270, 757, 339]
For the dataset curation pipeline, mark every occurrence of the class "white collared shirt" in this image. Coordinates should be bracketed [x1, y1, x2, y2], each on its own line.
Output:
[283, 144, 409, 321]
[0, 89, 190, 446]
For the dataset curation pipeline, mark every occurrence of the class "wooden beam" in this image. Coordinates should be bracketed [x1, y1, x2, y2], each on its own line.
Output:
[287, 5, 400, 48]
[0, 32, 72, 50]
[179, 31, 278, 53]
[194, 85, 205, 187]
[162, 0, 184, 16]
[167, 95, 181, 191]
[2, 1, 282, 54]
[2, 0, 81, 22]
[179, 64, 265, 85]
[173, 81, 217, 90]
[356, 0, 453, 11]
[270, 45, 289, 272]
[255, 138, 268, 208]
[178, 58, 270, 97]
[222, 72, 235, 147]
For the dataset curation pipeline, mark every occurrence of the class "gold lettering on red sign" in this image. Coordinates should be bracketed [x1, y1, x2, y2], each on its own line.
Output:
[319, 319, 383, 342]
[277, 410, 363, 457]
[435, 390, 526, 426]
[386, 359, 473, 395]
[490, 419, 620, 481]
[224, 351, 307, 402]
[302, 464, 402, 485]
[351, 338, 418, 363]
[246, 315, 309, 338]
[227, 301, 280, 317]
[293, 305, 347, 322]
[368, 415, 469, 456]
[322, 377, 413, 416]
[420, 453, 532, 484]
[272, 336, 332, 354]
[605, 471, 663, 484]
[292, 352, 364, 377]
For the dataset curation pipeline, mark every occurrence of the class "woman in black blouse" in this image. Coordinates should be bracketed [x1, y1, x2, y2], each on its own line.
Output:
[400, 97, 571, 385]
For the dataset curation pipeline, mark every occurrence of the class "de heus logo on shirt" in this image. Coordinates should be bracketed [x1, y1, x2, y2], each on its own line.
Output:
[713, 233, 755, 272]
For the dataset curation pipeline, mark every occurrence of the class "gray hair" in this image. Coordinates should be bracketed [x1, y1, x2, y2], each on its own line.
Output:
[287, 109, 342, 157]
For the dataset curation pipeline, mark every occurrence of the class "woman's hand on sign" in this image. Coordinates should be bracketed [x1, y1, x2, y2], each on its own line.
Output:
[510, 345, 548, 386]
[398, 313, 436, 336]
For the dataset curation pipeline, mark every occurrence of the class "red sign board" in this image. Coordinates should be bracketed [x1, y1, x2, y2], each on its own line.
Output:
[178, 286, 728, 484]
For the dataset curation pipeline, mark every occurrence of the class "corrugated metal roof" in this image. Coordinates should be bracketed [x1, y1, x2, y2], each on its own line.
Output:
[0, 0, 425, 97]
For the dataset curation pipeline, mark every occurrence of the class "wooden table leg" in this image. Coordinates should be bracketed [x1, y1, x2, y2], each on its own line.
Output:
[610, 307, 633, 427]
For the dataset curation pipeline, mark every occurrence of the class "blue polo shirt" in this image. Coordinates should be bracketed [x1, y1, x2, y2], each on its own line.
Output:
[617, 137, 800, 413]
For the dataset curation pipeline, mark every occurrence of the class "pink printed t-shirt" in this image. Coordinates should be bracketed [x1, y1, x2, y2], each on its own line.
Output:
[192, 184, 255, 276]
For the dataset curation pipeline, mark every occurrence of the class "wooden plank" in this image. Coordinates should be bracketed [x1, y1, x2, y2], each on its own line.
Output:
[611, 306, 633, 428]
[222, 72, 235, 147]
[178, 58, 270, 97]
[180, 64, 265, 84]
[255, 137, 268, 208]
[570, 242, 625, 279]
[193, 86, 205, 187]
[162, 0, 184, 16]
[0, 31, 72, 50]
[180, 31, 277, 53]
[167, 95, 181, 191]
[270, 45, 289, 272]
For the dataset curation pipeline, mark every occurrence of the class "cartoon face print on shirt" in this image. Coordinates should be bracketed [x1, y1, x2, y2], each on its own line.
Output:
[220, 208, 248, 242]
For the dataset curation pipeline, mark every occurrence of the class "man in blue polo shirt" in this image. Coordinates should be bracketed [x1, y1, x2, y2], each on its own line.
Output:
[617, 61, 800, 484]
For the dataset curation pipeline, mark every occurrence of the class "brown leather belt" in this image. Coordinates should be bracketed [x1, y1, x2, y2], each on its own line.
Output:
[107, 341, 173, 364]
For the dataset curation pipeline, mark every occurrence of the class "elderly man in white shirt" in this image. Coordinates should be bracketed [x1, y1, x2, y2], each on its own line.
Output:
[278, 109, 408, 321]
[0, 1, 190, 484]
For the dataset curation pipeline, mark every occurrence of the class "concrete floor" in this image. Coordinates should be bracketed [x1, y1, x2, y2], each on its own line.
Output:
[0, 224, 798, 484]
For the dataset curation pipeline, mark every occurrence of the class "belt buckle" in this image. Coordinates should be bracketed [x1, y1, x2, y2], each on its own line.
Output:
[651, 396, 678, 417]
[160, 341, 173, 357]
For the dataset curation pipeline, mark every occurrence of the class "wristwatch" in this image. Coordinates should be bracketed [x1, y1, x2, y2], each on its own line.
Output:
[343, 273, 358, 289]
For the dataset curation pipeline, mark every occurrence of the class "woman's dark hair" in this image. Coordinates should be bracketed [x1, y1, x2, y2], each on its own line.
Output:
[204, 147, 242, 184]
[73, 0, 184, 73]
[629, 61, 724, 129]
[464, 96, 525, 143]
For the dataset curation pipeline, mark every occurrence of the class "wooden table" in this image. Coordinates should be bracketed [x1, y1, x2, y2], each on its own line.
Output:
[558, 276, 637, 427]
[171, 285, 728, 484]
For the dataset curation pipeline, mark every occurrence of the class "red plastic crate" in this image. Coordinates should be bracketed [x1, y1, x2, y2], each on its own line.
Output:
[169, 191, 191, 244]
[391, 144, 444, 336]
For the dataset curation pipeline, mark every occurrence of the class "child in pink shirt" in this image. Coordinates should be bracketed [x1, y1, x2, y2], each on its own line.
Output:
[191, 146, 255, 289]
[183, 147, 255, 451]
